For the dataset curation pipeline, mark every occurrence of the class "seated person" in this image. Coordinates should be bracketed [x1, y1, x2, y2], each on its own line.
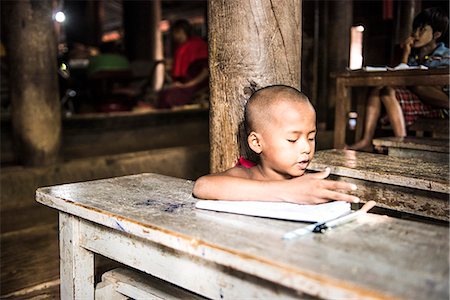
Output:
[157, 19, 209, 108]
[348, 7, 449, 151]
[193, 85, 359, 204]
[87, 41, 133, 112]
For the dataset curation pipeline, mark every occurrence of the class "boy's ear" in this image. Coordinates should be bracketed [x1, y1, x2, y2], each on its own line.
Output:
[433, 31, 442, 40]
[247, 132, 262, 154]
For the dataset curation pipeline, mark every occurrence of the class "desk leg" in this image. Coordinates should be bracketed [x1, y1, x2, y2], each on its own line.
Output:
[334, 78, 351, 149]
[59, 212, 95, 300]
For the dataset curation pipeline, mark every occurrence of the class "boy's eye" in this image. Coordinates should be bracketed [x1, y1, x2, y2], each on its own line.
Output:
[287, 139, 297, 143]
[309, 137, 316, 141]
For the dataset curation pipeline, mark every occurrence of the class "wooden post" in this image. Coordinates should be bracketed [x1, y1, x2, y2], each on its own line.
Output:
[5, 0, 61, 166]
[395, 0, 418, 45]
[123, 0, 164, 90]
[326, 0, 352, 125]
[208, 0, 302, 172]
[64, 0, 102, 48]
[317, 1, 329, 126]
[123, 0, 154, 61]
[150, 0, 164, 92]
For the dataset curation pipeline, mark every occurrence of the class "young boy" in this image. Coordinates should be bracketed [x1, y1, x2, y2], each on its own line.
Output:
[348, 7, 449, 151]
[193, 85, 360, 204]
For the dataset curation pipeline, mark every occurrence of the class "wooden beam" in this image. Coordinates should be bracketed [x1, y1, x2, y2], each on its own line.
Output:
[208, 0, 302, 172]
[6, 0, 61, 166]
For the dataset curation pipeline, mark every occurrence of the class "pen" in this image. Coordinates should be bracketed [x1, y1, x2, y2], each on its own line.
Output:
[282, 201, 377, 240]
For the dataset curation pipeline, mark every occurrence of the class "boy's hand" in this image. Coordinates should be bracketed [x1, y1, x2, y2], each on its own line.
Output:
[282, 168, 360, 205]
[400, 36, 414, 63]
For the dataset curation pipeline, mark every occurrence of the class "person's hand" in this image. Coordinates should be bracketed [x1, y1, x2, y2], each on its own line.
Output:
[280, 167, 360, 204]
[400, 36, 414, 63]
[171, 81, 185, 88]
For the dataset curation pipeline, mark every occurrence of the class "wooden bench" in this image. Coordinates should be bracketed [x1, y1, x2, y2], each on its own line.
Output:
[373, 136, 449, 162]
[409, 118, 449, 138]
[307, 149, 450, 221]
[96, 268, 203, 300]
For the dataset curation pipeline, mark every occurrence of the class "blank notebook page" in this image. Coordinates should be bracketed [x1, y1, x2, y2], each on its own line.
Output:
[195, 200, 351, 223]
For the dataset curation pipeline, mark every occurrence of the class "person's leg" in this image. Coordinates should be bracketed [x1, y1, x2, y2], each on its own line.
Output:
[381, 87, 407, 137]
[347, 87, 382, 151]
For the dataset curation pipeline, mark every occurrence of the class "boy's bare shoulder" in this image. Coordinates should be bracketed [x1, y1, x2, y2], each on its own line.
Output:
[218, 166, 255, 179]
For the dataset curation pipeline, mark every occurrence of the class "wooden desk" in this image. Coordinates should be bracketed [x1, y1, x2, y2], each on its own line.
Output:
[333, 68, 450, 148]
[373, 136, 449, 162]
[308, 149, 450, 221]
[36, 173, 449, 299]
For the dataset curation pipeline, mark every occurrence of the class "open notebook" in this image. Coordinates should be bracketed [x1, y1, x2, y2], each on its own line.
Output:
[195, 200, 351, 223]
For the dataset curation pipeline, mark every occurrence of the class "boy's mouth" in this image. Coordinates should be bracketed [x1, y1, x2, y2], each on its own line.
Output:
[295, 160, 310, 169]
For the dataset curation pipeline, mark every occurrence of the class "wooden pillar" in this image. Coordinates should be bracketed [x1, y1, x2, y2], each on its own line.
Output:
[317, 1, 329, 126]
[64, 0, 102, 48]
[208, 0, 302, 173]
[395, 0, 418, 44]
[5, 0, 61, 166]
[326, 0, 352, 126]
[123, 0, 153, 61]
[151, 0, 164, 91]
[123, 0, 164, 90]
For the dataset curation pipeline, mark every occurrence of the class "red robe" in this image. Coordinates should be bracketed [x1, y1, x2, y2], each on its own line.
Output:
[157, 36, 208, 108]
[171, 36, 208, 81]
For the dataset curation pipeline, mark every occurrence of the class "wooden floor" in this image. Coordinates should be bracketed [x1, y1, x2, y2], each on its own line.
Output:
[1, 206, 60, 299]
[1, 199, 128, 299]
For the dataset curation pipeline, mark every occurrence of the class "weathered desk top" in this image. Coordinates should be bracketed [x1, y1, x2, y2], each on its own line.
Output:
[308, 149, 449, 194]
[373, 137, 449, 153]
[36, 173, 449, 300]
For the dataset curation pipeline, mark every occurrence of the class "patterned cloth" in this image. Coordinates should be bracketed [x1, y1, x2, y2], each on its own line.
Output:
[388, 87, 445, 126]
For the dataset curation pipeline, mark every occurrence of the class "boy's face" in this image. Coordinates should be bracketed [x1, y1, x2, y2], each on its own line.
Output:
[411, 25, 435, 48]
[257, 100, 316, 179]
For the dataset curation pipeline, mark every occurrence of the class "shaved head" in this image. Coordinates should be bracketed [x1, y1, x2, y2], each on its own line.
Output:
[244, 85, 312, 134]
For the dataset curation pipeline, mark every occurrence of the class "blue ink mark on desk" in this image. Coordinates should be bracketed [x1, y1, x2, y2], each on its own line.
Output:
[135, 199, 157, 206]
[164, 203, 185, 213]
[115, 221, 126, 231]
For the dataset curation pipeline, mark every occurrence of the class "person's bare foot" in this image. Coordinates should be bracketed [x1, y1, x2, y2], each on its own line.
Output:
[345, 139, 374, 152]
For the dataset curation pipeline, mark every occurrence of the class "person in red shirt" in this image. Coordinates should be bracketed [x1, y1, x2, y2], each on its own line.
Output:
[157, 19, 209, 108]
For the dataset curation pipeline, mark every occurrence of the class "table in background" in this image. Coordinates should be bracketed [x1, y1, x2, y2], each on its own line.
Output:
[333, 68, 450, 148]
[308, 149, 450, 221]
[36, 173, 449, 300]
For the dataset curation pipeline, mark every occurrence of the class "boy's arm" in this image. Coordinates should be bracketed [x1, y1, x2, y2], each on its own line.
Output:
[400, 37, 414, 64]
[192, 168, 360, 204]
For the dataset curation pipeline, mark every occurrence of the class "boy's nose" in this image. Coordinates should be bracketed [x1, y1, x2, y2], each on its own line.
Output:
[298, 138, 311, 154]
